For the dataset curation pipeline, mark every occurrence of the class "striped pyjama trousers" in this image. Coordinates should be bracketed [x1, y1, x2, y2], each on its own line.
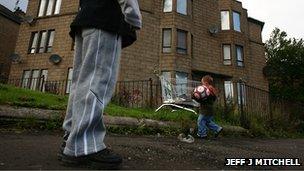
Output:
[62, 28, 121, 157]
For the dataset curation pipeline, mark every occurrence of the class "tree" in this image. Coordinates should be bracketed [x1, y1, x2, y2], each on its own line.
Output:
[265, 28, 304, 102]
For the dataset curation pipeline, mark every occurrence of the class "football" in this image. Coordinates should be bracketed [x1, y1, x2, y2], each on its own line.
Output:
[193, 85, 210, 101]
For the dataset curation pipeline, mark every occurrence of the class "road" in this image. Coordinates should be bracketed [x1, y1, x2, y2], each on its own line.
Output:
[0, 130, 303, 170]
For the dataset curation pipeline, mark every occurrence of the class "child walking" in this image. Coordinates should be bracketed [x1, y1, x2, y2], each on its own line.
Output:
[195, 75, 223, 139]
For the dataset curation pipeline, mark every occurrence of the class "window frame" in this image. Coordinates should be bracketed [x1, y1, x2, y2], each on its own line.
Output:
[237, 82, 246, 106]
[233, 11, 241, 32]
[46, 30, 55, 53]
[162, 28, 172, 53]
[176, 29, 188, 55]
[176, 0, 188, 15]
[65, 67, 73, 94]
[46, 0, 56, 16]
[40, 69, 48, 92]
[30, 69, 41, 90]
[236, 45, 244, 67]
[38, 0, 47, 17]
[163, 0, 173, 13]
[21, 69, 48, 91]
[29, 30, 55, 54]
[28, 32, 39, 54]
[37, 0, 62, 17]
[224, 80, 234, 103]
[54, 0, 62, 14]
[221, 10, 230, 30]
[38, 30, 48, 53]
[21, 70, 31, 88]
[222, 44, 232, 65]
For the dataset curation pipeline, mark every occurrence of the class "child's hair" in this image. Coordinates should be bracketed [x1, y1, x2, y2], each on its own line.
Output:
[202, 75, 213, 85]
[202, 75, 219, 96]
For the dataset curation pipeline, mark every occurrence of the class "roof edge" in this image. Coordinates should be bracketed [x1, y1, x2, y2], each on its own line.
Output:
[248, 17, 265, 30]
[0, 4, 22, 24]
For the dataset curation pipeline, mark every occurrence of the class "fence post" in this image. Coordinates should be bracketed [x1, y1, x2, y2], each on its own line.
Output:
[40, 75, 45, 92]
[239, 80, 246, 128]
[269, 94, 274, 128]
[149, 78, 153, 108]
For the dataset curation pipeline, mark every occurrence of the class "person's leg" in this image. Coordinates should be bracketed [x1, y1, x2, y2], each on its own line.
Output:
[64, 28, 122, 157]
[206, 115, 222, 134]
[58, 33, 83, 155]
[197, 114, 208, 137]
[63, 33, 83, 135]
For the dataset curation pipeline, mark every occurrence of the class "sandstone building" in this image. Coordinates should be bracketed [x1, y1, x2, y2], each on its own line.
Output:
[0, 4, 21, 79]
[9, 0, 268, 104]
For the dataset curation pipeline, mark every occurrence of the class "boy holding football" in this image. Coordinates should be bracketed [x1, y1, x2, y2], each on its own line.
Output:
[194, 75, 223, 139]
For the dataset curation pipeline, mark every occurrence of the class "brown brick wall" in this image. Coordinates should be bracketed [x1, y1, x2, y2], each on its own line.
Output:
[9, 0, 268, 93]
[0, 14, 20, 78]
[10, 0, 77, 81]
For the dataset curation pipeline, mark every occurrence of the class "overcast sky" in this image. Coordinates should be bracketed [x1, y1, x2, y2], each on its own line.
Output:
[0, 0, 303, 42]
[0, 0, 27, 12]
[239, 0, 304, 41]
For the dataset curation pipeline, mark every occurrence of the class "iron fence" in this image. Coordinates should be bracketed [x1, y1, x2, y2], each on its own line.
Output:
[1, 77, 70, 96]
[1, 77, 303, 128]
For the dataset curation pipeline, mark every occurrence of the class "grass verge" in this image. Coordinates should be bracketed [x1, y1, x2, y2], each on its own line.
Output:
[0, 84, 67, 110]
[0, 84, 303, 138]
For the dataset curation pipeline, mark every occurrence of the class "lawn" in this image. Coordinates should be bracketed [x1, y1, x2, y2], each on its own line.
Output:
[1, 84, 302, 137]
[0, 84, 68, 110]
[0, 84, 197, 123]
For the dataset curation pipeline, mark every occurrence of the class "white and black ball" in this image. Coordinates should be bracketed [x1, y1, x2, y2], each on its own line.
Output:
[193, 86, 210, 101]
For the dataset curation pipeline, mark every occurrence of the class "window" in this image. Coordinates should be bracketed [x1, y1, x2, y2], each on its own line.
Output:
[223, 44, 231, 65]
[221, 11, 230, 30]
[38, 0, 47, 17]
[21, 70, 31, 88]
[233, 11, 241, 32]
[163, 0, 173, 12]
[236, 45, 244, 67]
[54, 0, 62, 14]
[237, 82, 246, 105]
[38, 31, 47, 53]
[162, 29, 172, 53]
[66, 68, 73, 94]
[38, 0, 62, 17]
[40, 69, 48, 92]
[29, 32, 38, 54]
[46, 30, 55, 52]
[46, 0, 55, 16]
[177, 0, 187, 15]
[224, 81, 234, 103]
[30, 70, 40, 90]
[22, 70, 48, 91]
[21, 69, 48, 91]
[176, 72, 188, 96]
[29, 30, 55, 54]
[177, 29, 187, 54]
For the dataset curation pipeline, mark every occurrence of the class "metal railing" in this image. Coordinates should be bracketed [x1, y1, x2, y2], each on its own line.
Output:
[1, 77, 303, 128]
[1, 76, 70, 96]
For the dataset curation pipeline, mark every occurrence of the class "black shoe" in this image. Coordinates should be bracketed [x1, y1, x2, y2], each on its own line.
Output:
[214, 128, 223, 138]
[57, 132, 69, 161]
[60, 148, 123, 169]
